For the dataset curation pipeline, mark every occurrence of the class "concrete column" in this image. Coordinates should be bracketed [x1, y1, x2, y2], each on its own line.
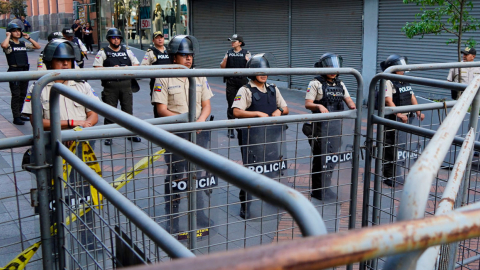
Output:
[361, 0, 379, 104]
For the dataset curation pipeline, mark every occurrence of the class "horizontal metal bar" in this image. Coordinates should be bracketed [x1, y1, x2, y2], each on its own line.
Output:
[51, 82, 327, 237]
[57, 142, 195, 259]
[384, 61, 480, 74]
[416, 128, 475, 269]
[0, 65, 188, 82]
[0, 114, 188, 150]
[127, 208, 480, 270]
[59, 110, 357, 142]
[377, 73, 467, 91]
[371, 115, 480, 150]
[456, 254, 480, 268]
[384, 101, 457, 115]
[84, 113, 188, 130]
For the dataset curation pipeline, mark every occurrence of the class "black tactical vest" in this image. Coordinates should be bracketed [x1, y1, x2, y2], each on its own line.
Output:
[149, 46, 170, 65]
[391, 81, 413, 107]
[6, 40, 28, 67]
[246, 84, 277, 116]
[313, 76, 345, 112]
[103, 46, 132, 67]
[226, 48, 248, 69]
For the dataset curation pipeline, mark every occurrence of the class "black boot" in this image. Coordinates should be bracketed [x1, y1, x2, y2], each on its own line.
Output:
[13, 117, 24, 125]
[228, 129, 235, 139]
[164, 204, 180, 234]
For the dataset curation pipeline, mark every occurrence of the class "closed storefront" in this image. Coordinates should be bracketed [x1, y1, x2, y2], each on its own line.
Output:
[377, 0, 480, 98]
[290, 0, 363, 97]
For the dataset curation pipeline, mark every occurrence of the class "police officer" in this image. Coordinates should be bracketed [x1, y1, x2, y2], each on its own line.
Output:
[62, 27, 88, 68]
[232, 53, 289, 219]
[22, 39, 99, 129]
[93, 28, 141, 145]
[141, 31, 170, 118]
[220, 34, 251, 138]
[37, 31, 77, 71]
[381, 54, 424, 187]
[151, 35, 214, 233]
[22, 39, 100, 250]
[305, 53, 356, 201]
[1, 22, 40, 125]
[447, 47, 480, 99]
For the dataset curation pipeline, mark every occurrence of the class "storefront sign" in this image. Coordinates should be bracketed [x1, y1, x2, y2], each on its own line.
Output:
[141, 19, 151, 29]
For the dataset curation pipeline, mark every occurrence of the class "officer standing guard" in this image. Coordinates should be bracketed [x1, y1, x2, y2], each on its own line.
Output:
[37, 31, 81, 71]
[447, 47, 480, 99]
[1, 22, 40, 125]
[304, 53, 356, 201]
[22, 39, 100, 250]
[141, 31, 170, 117]
[93, 28, 141, 145]
[151, 35, 214, 233]
[220, 34, 251, 138]
[62, 27, 88, 68]
[381, 54, 424, 187]
[232, 53, 289, 219]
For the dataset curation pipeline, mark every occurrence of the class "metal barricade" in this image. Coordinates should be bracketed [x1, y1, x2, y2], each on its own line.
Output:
[363, 62, 480, 270]
[0, 66, 363, 269]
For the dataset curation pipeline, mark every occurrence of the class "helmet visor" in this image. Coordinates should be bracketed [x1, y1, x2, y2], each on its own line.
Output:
[320, 55, 343, 68]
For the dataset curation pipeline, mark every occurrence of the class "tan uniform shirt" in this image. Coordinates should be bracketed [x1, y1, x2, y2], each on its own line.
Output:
[22, 80, 100, 120]
[3, 39, 35, 55]
[140, 47, 168, 65]
[232, 81, 287, 111]
[93, 45, 139, 67]
[447, 65, 480, 98]
[305, 79, 350, 101]
[151, 77, 214, 119]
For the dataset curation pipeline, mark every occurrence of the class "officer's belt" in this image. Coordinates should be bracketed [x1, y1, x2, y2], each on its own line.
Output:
[10, 65, 29, 68]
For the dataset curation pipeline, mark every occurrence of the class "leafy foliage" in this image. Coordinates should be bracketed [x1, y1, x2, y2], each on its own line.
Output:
[9, 0, 28, 17]
[402, 0, 480, 62]
[0, 1, 11, 15]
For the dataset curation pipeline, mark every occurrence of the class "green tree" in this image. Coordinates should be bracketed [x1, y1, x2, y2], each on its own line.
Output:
[402, 0, 480, 70]
[0, 1, 11, 16]
[10, 0, 27, 17]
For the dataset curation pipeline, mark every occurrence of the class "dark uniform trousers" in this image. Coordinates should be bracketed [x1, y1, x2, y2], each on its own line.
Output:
[8, 66, 29, 118]
[101, 80, 133, 125]
[226, 77, 248, 119]
[310, 120, 342, 197]
[383, 114, 414, 179]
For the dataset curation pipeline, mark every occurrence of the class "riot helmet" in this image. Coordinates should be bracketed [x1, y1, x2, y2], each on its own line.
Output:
[62, 27, 75, 38]
[246, 53, 276, 81]
[6, 23, 22, 34]
[314, 53, 343, 68]
[168, 35, 199, 55]
[106, 28, 123, 41]
[380, 54, 408, 72]
[48, 31, 64, 42]
[43, 39, 80, 69]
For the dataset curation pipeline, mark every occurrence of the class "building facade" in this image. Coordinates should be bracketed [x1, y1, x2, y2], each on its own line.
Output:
[3, 0, 480, 99]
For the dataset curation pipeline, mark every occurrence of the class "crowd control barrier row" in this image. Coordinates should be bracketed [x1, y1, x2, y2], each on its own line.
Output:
[0, 66, 364, 269]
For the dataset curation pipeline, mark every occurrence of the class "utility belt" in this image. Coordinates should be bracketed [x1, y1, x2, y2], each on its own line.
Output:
[224, 76, 248, 84]
[8, 65, 29, 72]
[101, 79, 131, 86]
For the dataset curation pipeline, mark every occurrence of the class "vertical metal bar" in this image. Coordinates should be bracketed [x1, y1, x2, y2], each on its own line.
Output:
[31, 78, 54, 270]
[49, 90, 66, 269]
[187, 77, 197, 251]
[346, 67, 364, 270]
[372, 79, 386, 226]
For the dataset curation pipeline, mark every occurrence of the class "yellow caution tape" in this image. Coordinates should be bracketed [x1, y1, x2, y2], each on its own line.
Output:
[3, 132, 166, 269]
[1, 241, 41, 270]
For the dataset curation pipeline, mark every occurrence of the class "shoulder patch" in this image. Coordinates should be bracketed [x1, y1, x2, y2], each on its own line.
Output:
[234, 95, 242, 101]
[153, 84, 162, 92]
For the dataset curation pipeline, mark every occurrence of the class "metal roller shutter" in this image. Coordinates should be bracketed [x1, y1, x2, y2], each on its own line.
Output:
[290, 0, 363, 97]
[192, 0, 234, 69]
[235, 0, 289, 82]
[377, 0, 480, 99]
